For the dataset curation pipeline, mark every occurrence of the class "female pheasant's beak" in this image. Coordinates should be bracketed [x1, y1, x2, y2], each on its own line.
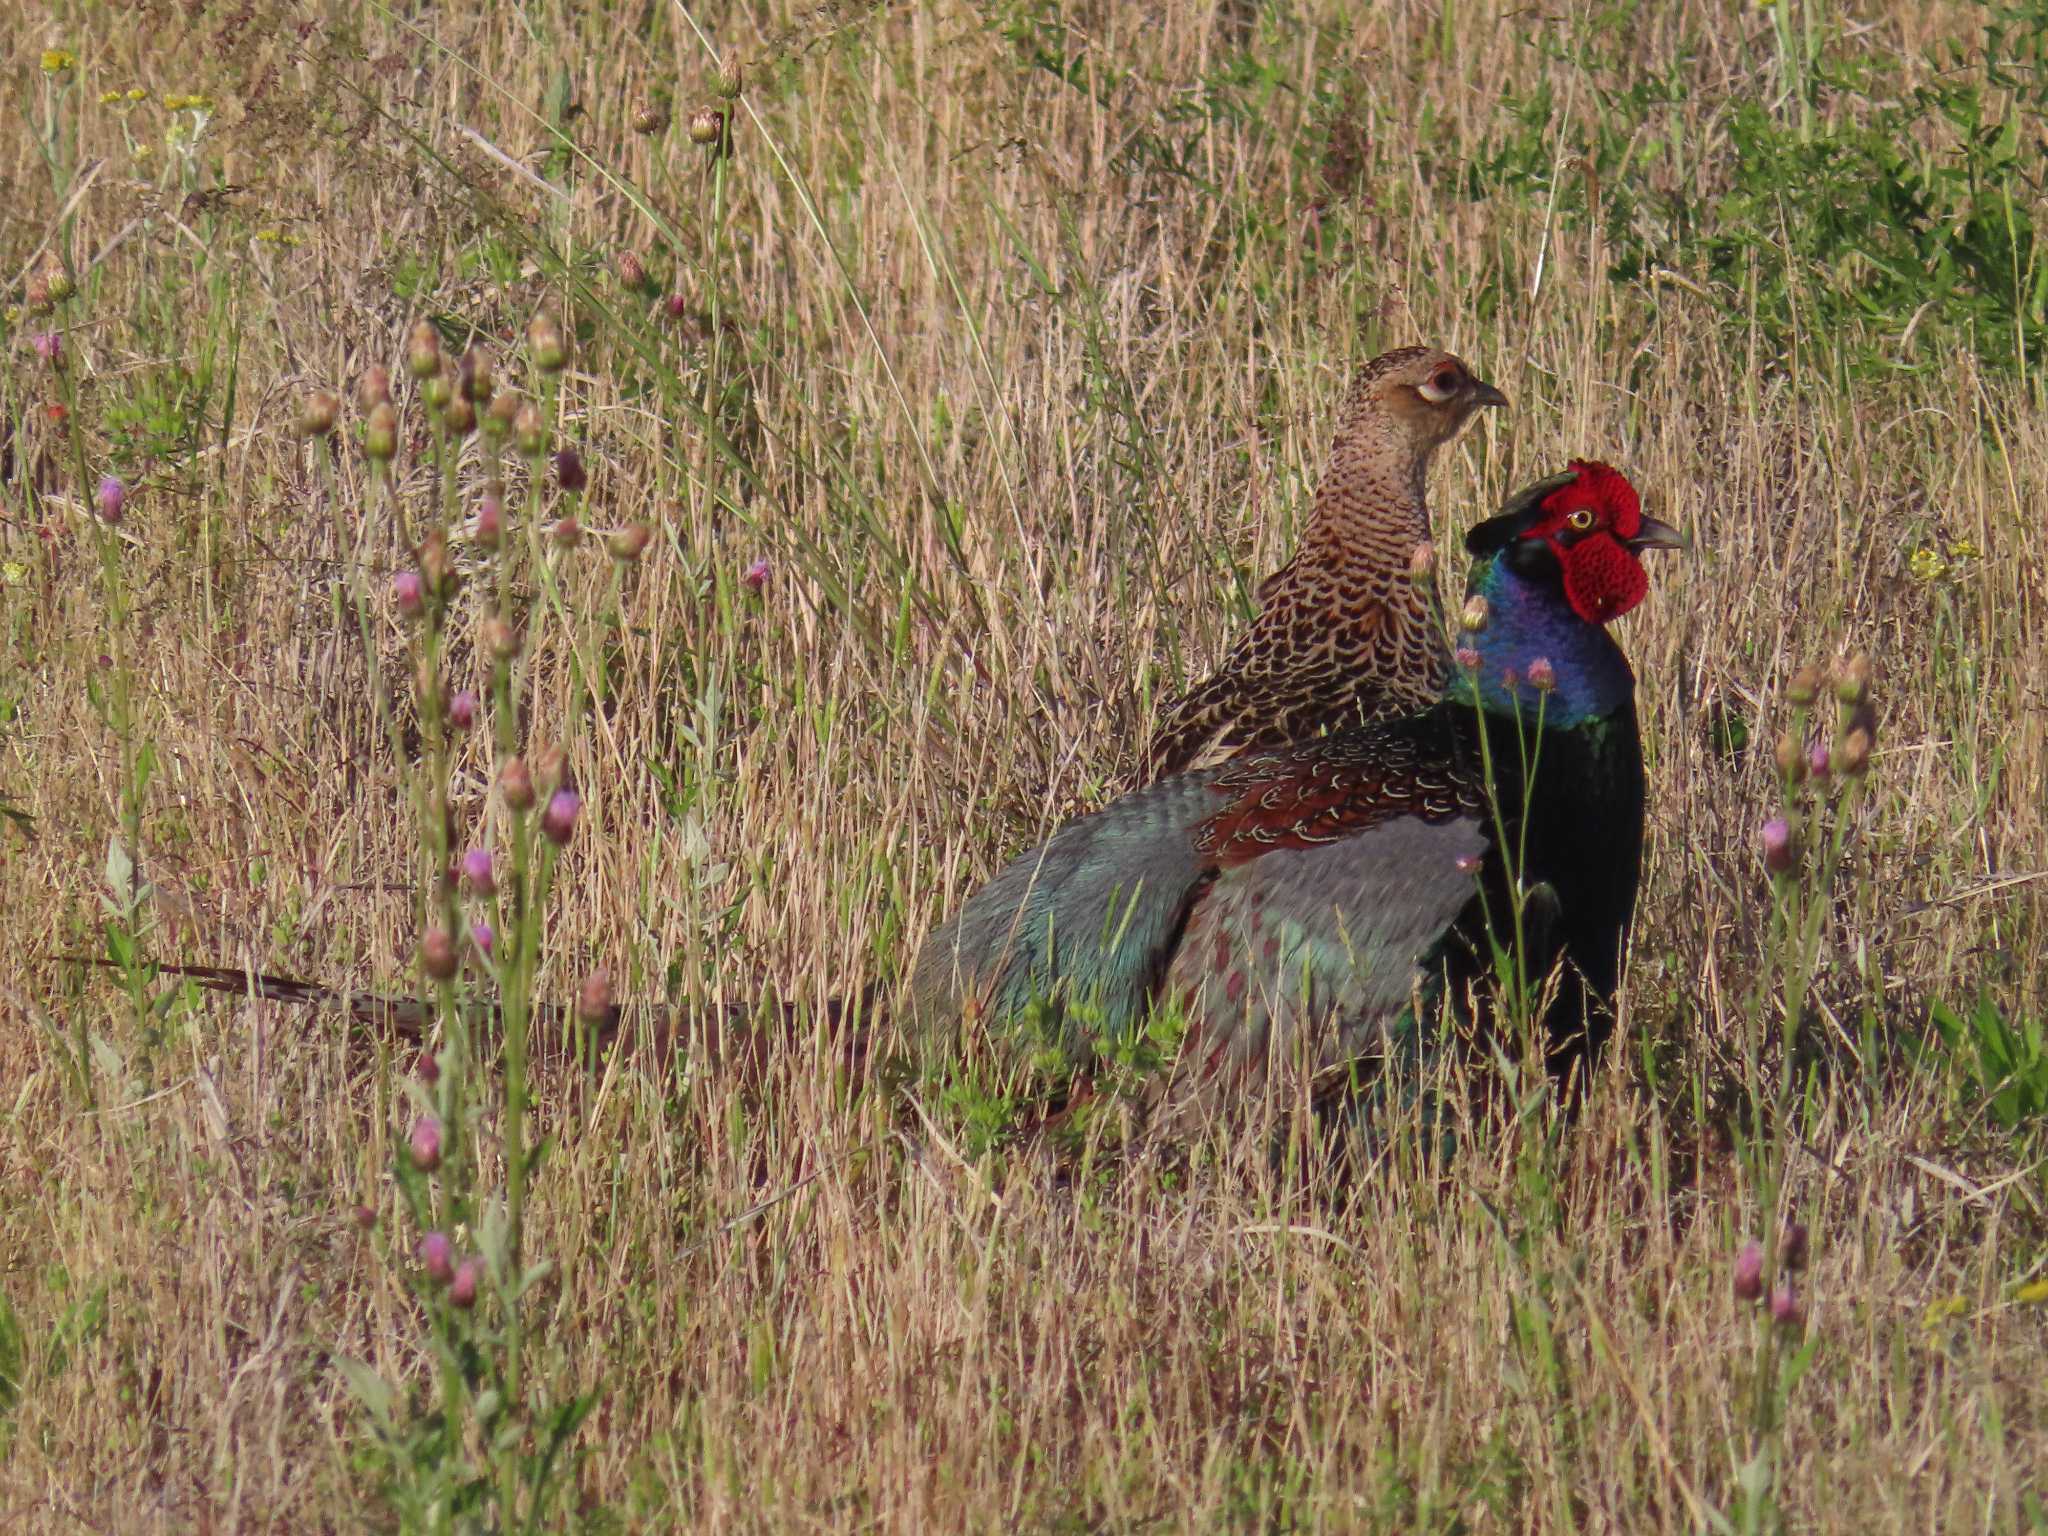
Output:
[1626, 515, 1688, 552]
[1470, 378, 1509, 410]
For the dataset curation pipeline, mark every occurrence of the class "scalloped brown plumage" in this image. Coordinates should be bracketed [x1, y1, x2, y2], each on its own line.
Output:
[1142, 345, 1505, 780]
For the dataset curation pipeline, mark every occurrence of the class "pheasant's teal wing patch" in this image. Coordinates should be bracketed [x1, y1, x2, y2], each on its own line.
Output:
[910, 773, 1224, 1055]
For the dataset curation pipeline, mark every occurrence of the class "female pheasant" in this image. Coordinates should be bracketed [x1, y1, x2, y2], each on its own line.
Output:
[1143, 346, 1507, 780]
[915, 461, 1683, 1118]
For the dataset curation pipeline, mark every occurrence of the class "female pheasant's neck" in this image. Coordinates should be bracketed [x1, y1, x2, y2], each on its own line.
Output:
[1296, 445, 1431, 566]
[1452, 555, 1635, 729]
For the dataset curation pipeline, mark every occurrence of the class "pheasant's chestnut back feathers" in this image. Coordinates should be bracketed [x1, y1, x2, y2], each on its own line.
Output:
[1142, 345, 1506, 780]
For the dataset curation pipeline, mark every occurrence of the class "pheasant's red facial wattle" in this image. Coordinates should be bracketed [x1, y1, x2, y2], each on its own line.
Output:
[1525, 459, 1652, 625]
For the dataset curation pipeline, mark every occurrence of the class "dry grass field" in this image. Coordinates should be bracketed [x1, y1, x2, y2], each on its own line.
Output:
[3, 0, 2046, 1529]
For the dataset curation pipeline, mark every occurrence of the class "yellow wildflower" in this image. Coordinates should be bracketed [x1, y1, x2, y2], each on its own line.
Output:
[2016, 1278, 2048, 1306]
[1947, 537, 1979, 561]
[41, 49, 77, 75]
[127, 87, 148, 103]
[1921, 1296, 1968, 1328]
[1907, 546, 1947, 584]
[100, 90, 123, 106]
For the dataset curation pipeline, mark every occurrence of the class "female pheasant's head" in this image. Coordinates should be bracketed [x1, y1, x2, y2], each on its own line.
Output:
[1467, 460, 1685, 625]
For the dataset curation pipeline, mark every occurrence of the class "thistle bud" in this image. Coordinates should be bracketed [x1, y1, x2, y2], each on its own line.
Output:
[499, 756, 536, 811]
[32, 331, 63, 369]
[551, 515, 582, 549]
[1526, 657, 1556, 694]
[1407, 541, 1435, 581]
[41, 263, 76, 305]
[364, 402, 399, 461]
[392, 570, 425, 619]
[715, 53, 744, 99]
[409, 1115, 444, 1171]
[577, 968, 613, 1024]
[358, 365, 393, 411]
[475, 494, 503, 550]
[97, 476, 127, 525]
[419, 529, 457, 596]
[688, 105, 725, 147]
[1807, 739, 1831, 780]
[458, 346, 494, 404]
[1787, 664, 1821, 707]
[421, 370, 453, 413]
[555, 447, 587, 494]
[742, 557, 771, 592]
[485, 390, 520, 443]
[299, 389, 340, 437]
[1838, 724, 1872, 778]
[470, 921, 494, 957]
[450, 1258, 481, 1309]
[514, 401, 547, 457]
[1781, 1221, 1809, 1272]
[533, 743, 569, 798]
[1774, 732, 1806, 784]
[609, 523, 654, 562]
[481, 616, 520, 661]
[632, 97, 671, 135]
[420, 927, 459, 981]
[1760, 817, 1795, 875]
[528, 310, 567, 373]
[541, 788, 581, 846]
[461, 846, 495, 894]
[1835, 653, 1871, 706]
[1454, 646, 1480, 671]
[614, 249, 649, 293]
[1733, 1239, 1764, 1303]
[449, 689, 478, 730]
[418, 1231, 454, 1285]
[1459, 594, 1490, 632]
[441, 392, 476, 436]
[407, 318, 443, 380]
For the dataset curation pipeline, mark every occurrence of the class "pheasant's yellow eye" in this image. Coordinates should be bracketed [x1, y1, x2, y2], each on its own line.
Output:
[1566, 509, 1596, 531]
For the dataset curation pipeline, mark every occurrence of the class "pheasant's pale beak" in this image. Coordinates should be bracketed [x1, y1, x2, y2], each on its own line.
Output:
[1627, 515, 1689, 552]
[1469, 378, 1509, 410]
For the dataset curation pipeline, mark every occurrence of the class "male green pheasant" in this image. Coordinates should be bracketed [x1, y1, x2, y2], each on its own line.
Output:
[1143, 346, 1506, 780]
[915, 461, 1682, 1118]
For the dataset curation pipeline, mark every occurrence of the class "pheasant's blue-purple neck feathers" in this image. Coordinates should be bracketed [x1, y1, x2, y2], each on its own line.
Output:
[1453, 553, 1635, 727]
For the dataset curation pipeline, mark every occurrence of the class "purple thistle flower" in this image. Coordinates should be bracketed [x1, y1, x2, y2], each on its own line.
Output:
[1769, 1284, 1805, 1329]
[418, 1231, 454, 1285]
[1526, 656, 1557, 693]
[460, 846, 495, 894]
[409, 1115, 443, 1171]
[554, 447, 587, 494]
[392, 570, 425, 620]
[541, 788, 581, 846]
[450, 1257, 481, 1309]
[1761, 817, 1794, 875]
[1733, 1239, 1764, 1302]
[1454, 646, 1481, 671]
[97, 476, 126, 524]
[448, 689, 478, 731]
[742, 557, 771, 592]
[1807, 739, 1831, 780]
[32, 330, 62, 365]
[470, 921, 495, 957]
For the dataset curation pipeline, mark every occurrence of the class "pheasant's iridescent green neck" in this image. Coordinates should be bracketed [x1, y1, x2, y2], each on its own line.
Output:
[1449, 553, 1636, 728]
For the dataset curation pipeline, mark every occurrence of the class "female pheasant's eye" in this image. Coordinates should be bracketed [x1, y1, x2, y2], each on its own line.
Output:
[1419, 367, 1464, 403]
[1567, 509, 1596, 531]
